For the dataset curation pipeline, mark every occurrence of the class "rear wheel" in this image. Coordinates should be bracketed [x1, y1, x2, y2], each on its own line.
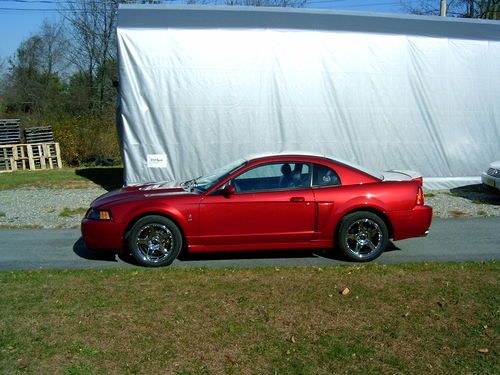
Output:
[337, 211, 388, 262]
[127, 215, 182, 267]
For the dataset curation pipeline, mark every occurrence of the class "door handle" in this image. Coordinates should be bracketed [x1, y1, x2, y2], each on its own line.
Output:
[290, 196, 305, 202]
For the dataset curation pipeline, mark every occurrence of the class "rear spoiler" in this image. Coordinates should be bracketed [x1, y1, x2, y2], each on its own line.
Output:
[382, 170, 423, 185]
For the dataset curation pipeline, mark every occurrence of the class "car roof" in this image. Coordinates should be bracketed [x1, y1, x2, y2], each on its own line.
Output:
[245, 151, 324, 160]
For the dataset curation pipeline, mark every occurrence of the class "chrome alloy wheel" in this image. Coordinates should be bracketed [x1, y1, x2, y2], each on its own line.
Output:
[345, 218, 383, 259]
[136, 223, 174, 263]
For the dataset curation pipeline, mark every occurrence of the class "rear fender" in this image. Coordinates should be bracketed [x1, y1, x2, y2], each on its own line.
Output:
[317, 196, 391, 241]
[336, 196, 390, 218]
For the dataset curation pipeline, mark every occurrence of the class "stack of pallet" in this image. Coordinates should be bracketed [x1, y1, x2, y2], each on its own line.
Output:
[0, 120, 62, 173]
[0, 119, 21, 171]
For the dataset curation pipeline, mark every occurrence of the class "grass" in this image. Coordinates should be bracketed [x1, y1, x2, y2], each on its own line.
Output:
[59, 207, 88, 218]
[472, 199, 487, 205]
[0, 167, 123, 191]
[0, 262, 498, 374]
[0, 224, 43, 229]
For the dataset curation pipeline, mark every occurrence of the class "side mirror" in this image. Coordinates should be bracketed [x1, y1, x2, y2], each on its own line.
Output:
[221, 184, 235, 198]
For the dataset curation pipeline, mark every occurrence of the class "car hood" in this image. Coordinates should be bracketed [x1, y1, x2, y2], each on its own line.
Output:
[91, 181, 192, 207]
[490, 161, 500, 169]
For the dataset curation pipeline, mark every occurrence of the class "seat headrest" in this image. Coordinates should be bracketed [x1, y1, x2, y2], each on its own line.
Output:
[281, 163, 292, 175]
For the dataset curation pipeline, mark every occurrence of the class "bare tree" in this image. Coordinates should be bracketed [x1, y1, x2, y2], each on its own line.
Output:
[188, 0, 307, 7]
[38, 20, 71, 79]
[0, 57, 9, 99]
[401, 0, 499, 19]
[0, 57, 7, 76]
[62, 0, 119, 111]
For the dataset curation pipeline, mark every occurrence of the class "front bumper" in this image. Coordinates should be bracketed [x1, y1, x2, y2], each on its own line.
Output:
[481, 173, 500, 192]
[81, 218, 124, 250]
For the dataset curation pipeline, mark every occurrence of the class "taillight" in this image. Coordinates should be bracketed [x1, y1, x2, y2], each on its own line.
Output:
[416, 187, 424, 205]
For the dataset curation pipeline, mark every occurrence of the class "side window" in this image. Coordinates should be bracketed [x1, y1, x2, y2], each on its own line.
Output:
[232, 162, 310, 193]
[312, 164, 341, 187]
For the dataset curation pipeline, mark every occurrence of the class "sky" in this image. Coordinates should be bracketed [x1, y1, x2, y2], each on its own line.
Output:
[0, 0, 410, 63]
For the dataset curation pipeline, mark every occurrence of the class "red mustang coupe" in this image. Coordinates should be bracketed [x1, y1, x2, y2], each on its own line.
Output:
[81, 154, 432, 267]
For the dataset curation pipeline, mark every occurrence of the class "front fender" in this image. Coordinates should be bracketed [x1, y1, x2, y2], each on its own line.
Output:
[118, 201, 196, 239]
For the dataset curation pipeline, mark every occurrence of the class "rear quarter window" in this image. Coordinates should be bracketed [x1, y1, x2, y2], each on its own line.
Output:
[313, 164, 341, 187]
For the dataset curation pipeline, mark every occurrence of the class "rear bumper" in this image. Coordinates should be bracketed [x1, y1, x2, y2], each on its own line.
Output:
[388, 205, 433, 241]
[81, 218, 124, 250]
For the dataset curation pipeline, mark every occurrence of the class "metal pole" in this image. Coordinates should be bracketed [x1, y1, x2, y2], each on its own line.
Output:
[440, 0, 447, 16]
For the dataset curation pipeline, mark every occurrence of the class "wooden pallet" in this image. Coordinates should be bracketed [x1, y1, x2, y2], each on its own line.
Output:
[0, 119, 21, 145]
[0, 142, 62, 173]
[25, 126, 55, 144]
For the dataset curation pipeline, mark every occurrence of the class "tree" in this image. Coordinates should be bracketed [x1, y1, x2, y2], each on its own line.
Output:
[401, 0, 500, 19]
[3, 20, 68, 114]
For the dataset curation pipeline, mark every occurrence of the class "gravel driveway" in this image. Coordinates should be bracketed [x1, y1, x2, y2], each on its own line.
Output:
[0, 188, 106, 229]
[0, 185, 498, 229]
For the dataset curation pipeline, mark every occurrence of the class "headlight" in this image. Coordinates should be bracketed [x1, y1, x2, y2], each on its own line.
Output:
[85, 208, 112, 220]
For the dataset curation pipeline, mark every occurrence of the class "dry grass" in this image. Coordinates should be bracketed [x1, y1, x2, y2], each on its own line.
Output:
[448, 210, 470, 218]
[0, 262, 498, 374]
[59, 207, 88, 218]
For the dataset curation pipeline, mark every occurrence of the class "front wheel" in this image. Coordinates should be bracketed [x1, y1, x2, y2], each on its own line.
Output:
[337, 211, 388, 262]
[126, 215, 182, 267]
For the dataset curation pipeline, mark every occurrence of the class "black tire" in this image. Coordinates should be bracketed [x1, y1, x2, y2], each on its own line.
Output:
[126, 215, 182, 267]
[337, 211, 388, 262]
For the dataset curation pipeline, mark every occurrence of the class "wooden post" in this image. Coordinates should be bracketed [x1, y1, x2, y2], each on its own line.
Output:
[54, 143, 62, 168]
[43, 143, 53, 169]
[10, 155, 17, 171]
[27, 145, 35, 170]
[38, 145, 45, 169]
[12, 145, 18, 171]
[21, 145, 27, 170]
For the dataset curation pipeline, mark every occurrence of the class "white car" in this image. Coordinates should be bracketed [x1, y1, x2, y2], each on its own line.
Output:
[481, 161, 500, 192]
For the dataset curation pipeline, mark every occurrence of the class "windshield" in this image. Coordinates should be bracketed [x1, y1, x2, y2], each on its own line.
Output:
[184, 159, 247, 192]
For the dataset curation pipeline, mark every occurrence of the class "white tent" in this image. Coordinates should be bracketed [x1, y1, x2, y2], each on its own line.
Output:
[117, 5, 500, 189]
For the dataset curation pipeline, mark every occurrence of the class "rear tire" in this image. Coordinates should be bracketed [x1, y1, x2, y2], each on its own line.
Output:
[337, 211, 388, 262]
[127, 215, 182, 267]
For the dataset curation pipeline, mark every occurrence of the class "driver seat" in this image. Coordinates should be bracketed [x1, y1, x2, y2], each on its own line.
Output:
[279, 163, 293, 188]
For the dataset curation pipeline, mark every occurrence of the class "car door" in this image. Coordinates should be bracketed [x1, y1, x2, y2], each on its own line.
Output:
[199, 162, 315, 246]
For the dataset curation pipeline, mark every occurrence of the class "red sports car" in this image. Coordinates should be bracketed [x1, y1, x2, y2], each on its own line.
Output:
[81, 154, 432, 267]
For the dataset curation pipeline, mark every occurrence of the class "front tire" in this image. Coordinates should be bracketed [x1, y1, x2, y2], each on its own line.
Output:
[127, 215, 182, 267]
[337, 211, 388, 262]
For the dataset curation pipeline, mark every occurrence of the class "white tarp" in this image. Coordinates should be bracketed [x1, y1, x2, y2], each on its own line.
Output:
[117, 5, 500, 189]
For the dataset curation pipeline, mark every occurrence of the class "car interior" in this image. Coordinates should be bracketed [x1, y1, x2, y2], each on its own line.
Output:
[231, 162, 340, 193]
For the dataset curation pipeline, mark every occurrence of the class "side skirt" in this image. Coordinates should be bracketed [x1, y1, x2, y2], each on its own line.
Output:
[187, 240, 333, 253]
